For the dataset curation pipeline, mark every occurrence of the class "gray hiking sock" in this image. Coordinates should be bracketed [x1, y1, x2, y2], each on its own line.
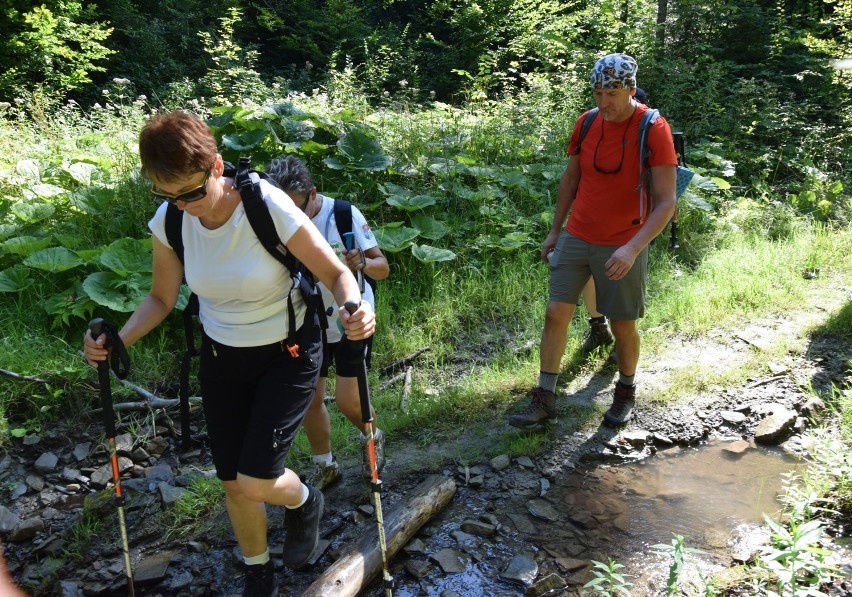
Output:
[539, 371, 559, 393]
[619, 372, 635, 386]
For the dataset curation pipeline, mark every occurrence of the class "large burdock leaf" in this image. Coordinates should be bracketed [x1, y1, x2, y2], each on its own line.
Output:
[386, 194, 437, 211]
[65, 162, 98, 185]
[333, 128, 391, 171]
[0, 266, 34, 292]
[222, 129, 268, 151]
[1, 236, 53, 256]
[411, 215, 449, 240]
[83, 271, 151, 312]
[375, 226, 419, 252]
[30, 184, 68, 198]
[100, 238, 152, 275]
[11, 202, 55, 223]
[411, 244, 456, 262]
[16, 159, 40, 181]
[23, 247, 84, 272]
[70, 187, 112, 214]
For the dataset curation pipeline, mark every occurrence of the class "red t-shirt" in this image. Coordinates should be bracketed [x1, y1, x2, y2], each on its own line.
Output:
[566, 104, 678, 245]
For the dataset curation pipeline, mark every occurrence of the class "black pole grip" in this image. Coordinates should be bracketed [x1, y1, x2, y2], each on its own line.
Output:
[89, 318, 117, 439]
[343, 301, 372, 425]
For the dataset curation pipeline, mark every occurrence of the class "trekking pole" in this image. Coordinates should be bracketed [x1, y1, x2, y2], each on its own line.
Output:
[671, 131, 686, 251]
[88, 318, 135, 597]
[343, 301, 393, 597]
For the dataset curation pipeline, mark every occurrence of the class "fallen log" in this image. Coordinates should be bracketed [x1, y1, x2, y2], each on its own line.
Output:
[0, 368, 51, 384]
[399, 366, 414, 414]
[302, 474, 457, 597]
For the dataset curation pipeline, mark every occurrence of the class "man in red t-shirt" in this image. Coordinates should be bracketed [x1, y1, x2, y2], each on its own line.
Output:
[508, 54, 677, 429]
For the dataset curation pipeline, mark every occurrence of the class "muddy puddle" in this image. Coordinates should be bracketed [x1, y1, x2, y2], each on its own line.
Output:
[392, 439, 801, 596]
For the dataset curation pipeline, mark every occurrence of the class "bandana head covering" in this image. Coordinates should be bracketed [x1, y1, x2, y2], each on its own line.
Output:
[591, 53, 638, 90]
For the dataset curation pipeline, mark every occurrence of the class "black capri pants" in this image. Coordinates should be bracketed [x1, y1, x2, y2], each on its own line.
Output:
[198, 323, 322, 481]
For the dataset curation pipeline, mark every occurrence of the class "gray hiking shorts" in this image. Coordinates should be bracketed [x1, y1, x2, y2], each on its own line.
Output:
[548, 231, 649, 320]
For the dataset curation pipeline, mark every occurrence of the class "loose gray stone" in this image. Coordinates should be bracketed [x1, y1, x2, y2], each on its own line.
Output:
[144, 463, 174, 484]
[34, 452, 59, 473]
[61, 467, 81, 482]
[9, 517, 44, 542]
[0, 506, 20, 533]
[59, 580, 84, 597]
[10, 482, 28, 499]
[755, 407, 797, 443]
[450, 530, 478, 548]
[130, 447, 150, 463]
[460, 519, 496, 537]
[428, 548, 470, 573]
[507, 513, 536, 534]
[800, 396, 825, 418]
[115, 433, 134, 454]
[621, 430, 650, 447]
[405, 558, 434, 578]
[403, 538, 426, 555]
[539, 478, 550, 497]
[720, 411, 747, 424]
[723, 440, 751, 456]
[554, 558, 588, 573]
[90, 457, 133, 487]
[490, 454, 511, 471]
[516, 456, 535, 469]
[23, 434, 41, 446]
[468, 474, 484, 488]
[134, 549, 176, 584]
[358, 504, 375, 516]
[526, 499, 560, 522]
[25, 475, 44, 492]
[500, 553, 538, 586]
[158, 482, 187, 507]
[72, 443, 91, 462]
[525, 573, 567, 596]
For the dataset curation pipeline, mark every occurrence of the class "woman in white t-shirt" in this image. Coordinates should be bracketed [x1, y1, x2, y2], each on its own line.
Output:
[83, 112, 375, 596]
[267, 156, 390, 492]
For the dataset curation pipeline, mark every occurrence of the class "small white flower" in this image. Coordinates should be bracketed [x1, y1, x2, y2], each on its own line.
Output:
[383, 90, 390, 97]
[14, 97, 24, 104]
[430, 90, 436, 98]
[0, 102, 10, 109]
[102, 89, 110, 95]
[93, 103, 102, 109]
[112, 77, 131, 85]
[399, 79, 408, 87]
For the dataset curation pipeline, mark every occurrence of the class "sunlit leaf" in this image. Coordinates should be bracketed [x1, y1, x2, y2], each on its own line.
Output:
[710, 177, 731, 191]
[83, 271, 151, 312]
[30, 184, 68, 198]
[0, 266, 35, 292]
[1, 236, 53, 256]
[496, 170, 528, 187]
[411, 244, 456, 262]
[69, 187, 113, 214]
[23, 247, 85, 272]
[323, 156, 345, 170]
[335, 129, 391, 171]
[11, 202, 55, 223]
[0, 224, 20, 242]
[378, 182, 413, 197]
[99, 238, 152, 275]
[16, 159, 40, 181]
[497, 233, 530, 251]
[386, 194, 437, 211]
[65, 162, 98, 185]
[411, 215, 449, 240]
[222, 129, 268, 151]
[375, 226, 419, 252]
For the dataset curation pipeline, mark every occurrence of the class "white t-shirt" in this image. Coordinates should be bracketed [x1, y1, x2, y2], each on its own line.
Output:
[311, 195, 378, 344]
[148, 180, 311, 347]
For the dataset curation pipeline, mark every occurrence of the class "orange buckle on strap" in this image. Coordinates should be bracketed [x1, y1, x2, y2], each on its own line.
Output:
[286, 343, 300, 358]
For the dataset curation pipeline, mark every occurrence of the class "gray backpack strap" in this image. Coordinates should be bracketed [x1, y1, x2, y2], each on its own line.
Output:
[635, 108, 660, 225]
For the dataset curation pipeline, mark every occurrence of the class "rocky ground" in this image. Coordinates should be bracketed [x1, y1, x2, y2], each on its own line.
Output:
[2, 282, 852, 596]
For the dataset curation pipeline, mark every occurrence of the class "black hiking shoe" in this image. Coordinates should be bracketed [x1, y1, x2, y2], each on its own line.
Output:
[242, 560, 277, 597]
[581, 318, 614, 353]
[604, 381, 636, 426]
[282, 485, 324, 569]
[508, 387, 557, 429]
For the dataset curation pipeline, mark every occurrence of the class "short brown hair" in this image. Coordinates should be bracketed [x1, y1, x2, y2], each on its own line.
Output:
[139, 111, 217, 182]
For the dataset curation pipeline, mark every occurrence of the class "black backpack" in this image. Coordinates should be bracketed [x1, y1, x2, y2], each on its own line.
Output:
[332, 198, 377, 296]
[164, 157, 326, 447]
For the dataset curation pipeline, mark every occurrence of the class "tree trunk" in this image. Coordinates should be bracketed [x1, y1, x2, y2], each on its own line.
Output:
[656, 0, 668, 51]
[302, 475, 457, 597]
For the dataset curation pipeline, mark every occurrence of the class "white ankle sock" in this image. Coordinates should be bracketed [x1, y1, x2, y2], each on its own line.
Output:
[244, 549, 270, 566]
[313, 452, 333, 466]
[284, 483, 310, 509]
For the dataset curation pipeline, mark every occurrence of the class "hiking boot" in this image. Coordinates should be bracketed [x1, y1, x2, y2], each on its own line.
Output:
[360, 428, 386, 479]
[242, 560, 277, 597]
[508, 387, 557, 429]
[282, 485, 324, 569]
[308, 458, 342, 491]
[581, 318, 614, 353]
[604, 381, 636, 426]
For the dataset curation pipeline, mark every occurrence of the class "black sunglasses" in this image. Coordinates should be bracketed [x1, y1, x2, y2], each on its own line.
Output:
[152, 170, 211, 204]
